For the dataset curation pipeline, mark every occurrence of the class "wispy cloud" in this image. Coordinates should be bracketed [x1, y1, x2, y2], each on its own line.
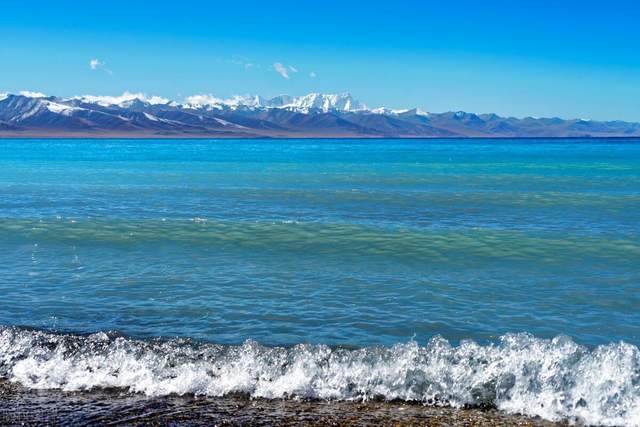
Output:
[89, 58, 113, 75]
[309, 71, 317, 78]
[273, 63, 290, 79]
[273, 62, 299, 80]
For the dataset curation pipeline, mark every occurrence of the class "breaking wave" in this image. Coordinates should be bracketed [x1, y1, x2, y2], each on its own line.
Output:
[1, 326, 639, 426]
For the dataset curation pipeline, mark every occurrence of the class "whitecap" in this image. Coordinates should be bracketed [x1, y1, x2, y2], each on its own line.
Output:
[0, 327, 638, 426]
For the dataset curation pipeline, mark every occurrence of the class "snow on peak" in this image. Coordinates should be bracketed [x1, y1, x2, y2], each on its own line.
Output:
[266, 94, 294, 107]
[184, 94, 270, 110]
[397, 108, 430, 117]
[0, 93, 8, 102]
[285, 93, 366, 112]
[371, 107, 430, 117]
[224, 94, 267, 108]
[182, 94, 260, 109]
[371, 107, 397, 115]
[19, 91, 47, 98]
[183, 94, 225, 109]
[45, 101, 82, 115]
[72, 92, 170, 107]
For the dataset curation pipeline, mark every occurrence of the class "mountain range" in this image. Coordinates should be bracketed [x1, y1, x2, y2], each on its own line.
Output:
[1, 91, 639, 138]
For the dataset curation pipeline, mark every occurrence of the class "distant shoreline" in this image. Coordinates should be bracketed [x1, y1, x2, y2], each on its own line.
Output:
[1, 133, 640, 140]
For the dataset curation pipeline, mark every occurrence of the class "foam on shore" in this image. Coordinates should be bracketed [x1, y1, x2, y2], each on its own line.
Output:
[1, 326, 638, 426]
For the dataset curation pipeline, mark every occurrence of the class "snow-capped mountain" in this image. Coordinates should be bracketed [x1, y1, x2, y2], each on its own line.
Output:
[183, 92, 366, 113]
[1, 91, 639, 138]
[282, 93, 365, 112]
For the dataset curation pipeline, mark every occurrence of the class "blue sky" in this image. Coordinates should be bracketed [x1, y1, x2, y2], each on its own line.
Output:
[2, 0, 640, 121]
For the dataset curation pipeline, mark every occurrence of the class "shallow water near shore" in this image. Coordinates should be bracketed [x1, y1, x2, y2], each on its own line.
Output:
[0, 138, 639, 425]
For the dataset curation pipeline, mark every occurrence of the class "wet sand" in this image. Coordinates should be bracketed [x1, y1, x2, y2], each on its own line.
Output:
[0, 380, 565, 426]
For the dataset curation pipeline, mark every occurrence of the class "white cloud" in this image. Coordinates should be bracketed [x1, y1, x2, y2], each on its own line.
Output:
[184, 94, 224, 107]
[273, 62, 291, 79]
[309, 71, 317, 78]
[19, 91, 47, 98]
[288, 65, 298, 73]
[89, 58, 113, 75]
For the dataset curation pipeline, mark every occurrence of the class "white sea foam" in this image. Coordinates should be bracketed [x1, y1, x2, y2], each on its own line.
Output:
[0, 327, 638, 426]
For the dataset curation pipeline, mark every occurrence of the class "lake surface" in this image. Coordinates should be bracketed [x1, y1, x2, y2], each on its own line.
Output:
[0, 138, 639, 425]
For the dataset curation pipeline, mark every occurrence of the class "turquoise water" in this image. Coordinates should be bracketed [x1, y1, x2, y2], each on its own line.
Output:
[0, 138, 639, 347]
[2, 138, 640, 424]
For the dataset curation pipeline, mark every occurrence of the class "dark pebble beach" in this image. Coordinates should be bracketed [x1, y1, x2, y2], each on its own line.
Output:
[0, 380, 566, 426]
